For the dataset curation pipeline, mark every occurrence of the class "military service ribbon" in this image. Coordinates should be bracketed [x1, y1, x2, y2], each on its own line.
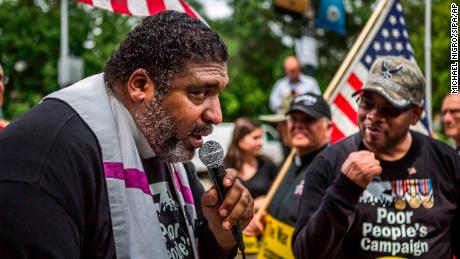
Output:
[393, 180, 406, 210]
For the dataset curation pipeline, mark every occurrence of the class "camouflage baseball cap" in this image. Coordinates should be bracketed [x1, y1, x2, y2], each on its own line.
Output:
[353, 56, 425, 109]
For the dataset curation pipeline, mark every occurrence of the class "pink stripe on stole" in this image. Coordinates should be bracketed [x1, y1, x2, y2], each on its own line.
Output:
[172, 169, 195, 205]
[103, 162, 151, 195]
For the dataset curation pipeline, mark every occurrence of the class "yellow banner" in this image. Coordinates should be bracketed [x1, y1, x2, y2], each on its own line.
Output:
[257, 214, 295, 259]
[242, 234, 259, 254]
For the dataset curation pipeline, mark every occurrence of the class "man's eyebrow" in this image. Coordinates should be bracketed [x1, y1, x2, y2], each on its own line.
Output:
[188, 82, 222, 90]
[442, 108, 460, 112]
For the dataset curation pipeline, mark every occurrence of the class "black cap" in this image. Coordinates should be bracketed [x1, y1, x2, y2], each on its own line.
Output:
[286, 93, 331, 120]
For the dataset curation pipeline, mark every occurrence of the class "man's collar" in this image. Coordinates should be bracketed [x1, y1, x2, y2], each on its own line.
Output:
[294, 144, 328, 167]
[454, 142, 460, 155]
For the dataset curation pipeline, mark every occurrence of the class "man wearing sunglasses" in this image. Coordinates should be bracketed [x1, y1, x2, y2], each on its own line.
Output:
[293, 56, 460, 259]
[442, 94, 460, 154]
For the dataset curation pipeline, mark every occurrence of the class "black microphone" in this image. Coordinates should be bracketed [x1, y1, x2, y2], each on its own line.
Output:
[198, 140, 246, 255]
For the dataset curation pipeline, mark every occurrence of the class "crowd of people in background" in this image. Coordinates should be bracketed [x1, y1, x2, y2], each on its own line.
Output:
[0, 10, 459, 259]
[244, 93, 332, 258]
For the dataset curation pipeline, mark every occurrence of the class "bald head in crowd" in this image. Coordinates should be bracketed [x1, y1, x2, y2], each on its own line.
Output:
[284, 56, 301, 82]
[269, 55, 321, 112]
[442, 94, 460, 150]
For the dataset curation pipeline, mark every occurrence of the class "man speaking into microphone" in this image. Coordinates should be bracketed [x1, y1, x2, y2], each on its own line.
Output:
[293, 56, 460, 258]
[0, 11, 253, 258]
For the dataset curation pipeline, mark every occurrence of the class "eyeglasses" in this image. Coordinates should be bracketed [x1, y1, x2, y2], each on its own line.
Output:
[356, 97, 412, 118]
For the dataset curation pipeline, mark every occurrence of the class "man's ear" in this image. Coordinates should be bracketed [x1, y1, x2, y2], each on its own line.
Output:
[325, 119, 333, 140]
[411, 106, 424, 125]
[126, 68, 155, 104]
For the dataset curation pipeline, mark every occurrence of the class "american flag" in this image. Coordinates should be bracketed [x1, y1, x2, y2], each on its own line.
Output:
[76, 0, 202, 18]
[326, 0, 430, 143]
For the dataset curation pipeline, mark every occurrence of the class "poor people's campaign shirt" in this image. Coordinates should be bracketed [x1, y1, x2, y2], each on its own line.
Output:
[294, 131, 460, 259]
[143, 157, 194, 259]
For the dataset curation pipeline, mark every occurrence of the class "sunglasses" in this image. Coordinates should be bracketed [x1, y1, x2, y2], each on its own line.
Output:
[356, 97, 412, 118]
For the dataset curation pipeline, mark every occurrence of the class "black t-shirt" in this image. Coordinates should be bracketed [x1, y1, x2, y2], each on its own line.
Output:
[0, 99, 235, 258]
[240, 157, 277, 198]
[0, 99, 114, 258]
[293, 132, 460, 259]
[268, 146, 326, 227]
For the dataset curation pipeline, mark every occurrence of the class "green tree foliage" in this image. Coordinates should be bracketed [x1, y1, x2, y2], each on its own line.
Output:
[0, 0, 452, 123]
[209, 0, 451, 121]
[407, 0, 453, 120]
[0, 0, 137, 118]
[209, 0, 292, 119]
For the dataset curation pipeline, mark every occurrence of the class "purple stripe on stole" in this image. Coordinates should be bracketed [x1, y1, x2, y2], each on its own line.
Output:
[172, 169, 195, 205]
[103, 162, 151, 195]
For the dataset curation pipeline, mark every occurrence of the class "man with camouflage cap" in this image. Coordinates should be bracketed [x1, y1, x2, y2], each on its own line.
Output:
[293, 56, 460, 258]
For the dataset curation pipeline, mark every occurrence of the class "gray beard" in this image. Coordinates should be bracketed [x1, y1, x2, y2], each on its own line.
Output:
[135, 98, 194, 163]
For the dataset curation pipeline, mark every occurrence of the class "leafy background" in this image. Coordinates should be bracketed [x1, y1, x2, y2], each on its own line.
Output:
[0, 0, 453, 134]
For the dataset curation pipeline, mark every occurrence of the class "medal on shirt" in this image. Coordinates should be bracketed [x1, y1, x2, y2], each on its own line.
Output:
[393, 180, 406, 210]
[408, 179, 421, 208]
[420, 179, 434, 209]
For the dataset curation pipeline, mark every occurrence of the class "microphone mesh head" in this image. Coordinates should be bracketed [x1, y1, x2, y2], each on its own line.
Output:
[198, 140, 224, 168]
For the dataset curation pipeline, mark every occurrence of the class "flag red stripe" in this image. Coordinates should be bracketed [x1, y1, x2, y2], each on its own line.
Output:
[111, 0, 131, 15]
[77, 0, 201, 20]
[78, 0, 92, 4]
[334, 94, 358, 126]
[348, 72, 363, 91]
[147, 0, 166, 15]
[331, 124, 346, 144]
[178, 0, 198, 19]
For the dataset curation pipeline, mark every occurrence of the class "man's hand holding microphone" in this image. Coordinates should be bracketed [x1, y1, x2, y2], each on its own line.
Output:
[199, 141, 254, 253]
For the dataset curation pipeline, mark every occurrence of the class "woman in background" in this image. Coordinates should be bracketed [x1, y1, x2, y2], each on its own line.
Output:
[224, 117, 277, 212]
